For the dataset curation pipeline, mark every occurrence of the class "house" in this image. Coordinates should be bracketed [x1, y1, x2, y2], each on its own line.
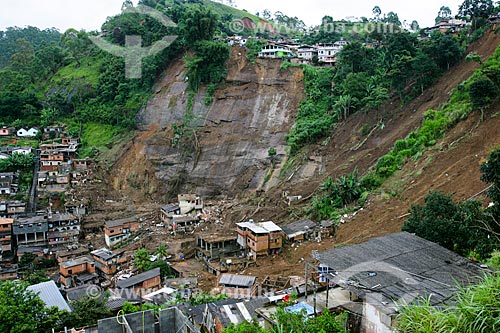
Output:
[178, 194, 204, 214]
[281, 219, 317, 242]
[296, 45, 318, 64]
[104, 216, 141, 248]
[0, 126, 14, 136]
[236, 221, 283, 259]
[219, 273, 257, 299]
[6, 200, 25, 216]
[425, 19, 467, 35]
[17, 127, 39, 137]
[317, 43, 343, 64]
[56, 246, 89, 263]
[196, 234, 240, 275]
[317, 232, 490, 333]
[0, 200, 25, 218]
[258, 43, 296, 59]
[11, 146, 32, 155]
[160, 204, 181, 223]
[47, 213, 80, 246]
[13, 216, 48, 249]
[116, 267, 161, 292]
[40, 150, 64, 171]
[59, 255, 97, 287]
[0, 266, 18, 280]
[91, 248, 129, 279]
[27, 280, 72, 312]
[0, 218, 13, 253]
[196, 234, 240, 261]
[202, 297, 270, 333]
[170, 215, 200, 233]
[0, 172, 16, 195]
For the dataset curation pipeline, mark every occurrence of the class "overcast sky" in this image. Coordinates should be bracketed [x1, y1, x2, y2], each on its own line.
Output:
[0, 0, 464, 32]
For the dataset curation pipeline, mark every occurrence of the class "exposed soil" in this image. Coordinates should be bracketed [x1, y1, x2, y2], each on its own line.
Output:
[90, 28, 500, 282]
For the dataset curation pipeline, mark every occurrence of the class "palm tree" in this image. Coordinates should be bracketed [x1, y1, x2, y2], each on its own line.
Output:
[156, 245, 169, 260]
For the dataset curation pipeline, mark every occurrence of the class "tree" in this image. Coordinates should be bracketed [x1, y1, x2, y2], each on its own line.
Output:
[0, 281, 67, 333]
[468, 74, 499, 110]
[60, 29, 92, 67]
[134, 248, 151, 271]
[65, 296, 111, 328]
[410, 20, 420, 31]
[402, 190, 495, 257]
[384, 11, 402, 26]
[458, 0, 494, 29]
[181, 7, 218, 45]
[436, 6, 452, 23]
[156, 244, 168, 260]
[372, 6, 382, 21]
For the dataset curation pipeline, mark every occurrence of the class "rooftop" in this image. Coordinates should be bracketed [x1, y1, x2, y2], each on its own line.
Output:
[317, 232, 489, 314]
[117, 267, 161, 289]
[161, 205, 180, 212]
[60, 255, 94, 269]
[236, 221, 282, 234]
[27, 280, 72, 312]
[91, 248, 118, 261]
[219, 273, 256, 288]
[105, 216, 138, 228]
[281, 219, 317, 237]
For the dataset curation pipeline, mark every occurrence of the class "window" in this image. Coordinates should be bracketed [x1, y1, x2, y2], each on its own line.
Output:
[68, 269, 72, 275]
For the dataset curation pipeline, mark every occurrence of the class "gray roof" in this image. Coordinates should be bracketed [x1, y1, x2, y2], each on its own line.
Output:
[211, 297, 270, 327]
[281, 219, 317, 236]
[161, 205, 180, 213]
[27, 280, 72, 312]
[219, 274, 256, 288]
[117, 268, 161, 289]
[91, 248, 118, 261]
[317, 232, 489, 314]
[13, 219, 48, 234]
[60, 255, 94, 269]
[105, 216, 137, 228]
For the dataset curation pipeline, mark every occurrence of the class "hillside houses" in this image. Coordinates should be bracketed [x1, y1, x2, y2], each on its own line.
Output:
[236, 221, 283, 259]
[12, 213, 80, 258]
[104, 216, 141, 248]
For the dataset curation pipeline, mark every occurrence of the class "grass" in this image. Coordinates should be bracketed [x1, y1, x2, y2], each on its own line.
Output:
[396, 274, 500, 333]
[78, 122, 126, 158]
[51, 57, 102, 88]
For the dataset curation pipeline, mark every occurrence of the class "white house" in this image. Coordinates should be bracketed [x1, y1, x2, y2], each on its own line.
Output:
[297, 45, 318, 64]
[11, 147, 32, 155]
[17, 128, 39, 137]
[258, 43, 296, 59]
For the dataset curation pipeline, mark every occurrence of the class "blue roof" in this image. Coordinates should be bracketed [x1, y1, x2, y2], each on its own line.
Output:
[27, 280, 72, 312]
[285, 302, 314, 316]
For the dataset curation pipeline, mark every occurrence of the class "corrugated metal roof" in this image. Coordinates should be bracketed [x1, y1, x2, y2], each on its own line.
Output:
[27, 280, 72, 312]
[219, 273, 256, 287]
[318, 232, 489, 314]
[281, 219, 316, 236]
[117, 267, 161, 289]
[105, 216, 137, 228]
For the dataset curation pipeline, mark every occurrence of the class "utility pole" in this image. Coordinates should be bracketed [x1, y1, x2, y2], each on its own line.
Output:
[304, 259, 309, 300]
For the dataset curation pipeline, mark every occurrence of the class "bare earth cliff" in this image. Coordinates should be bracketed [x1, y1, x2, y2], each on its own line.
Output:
[110, 46, 304, 200]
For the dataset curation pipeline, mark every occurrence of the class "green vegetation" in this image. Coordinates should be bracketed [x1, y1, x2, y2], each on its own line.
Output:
[402, 146, 500, 260]
[0, 280, 69, 333]
[168, 291, 228, 306]
[396, 274, 500, 333]
[402, 191, 496, 258]
[312, 169, 365, 220]
[368, 43, 500, 184]
[133, 248, 173, 278]
[287, 29, 464, 154]
[65, 296, 111, 329]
